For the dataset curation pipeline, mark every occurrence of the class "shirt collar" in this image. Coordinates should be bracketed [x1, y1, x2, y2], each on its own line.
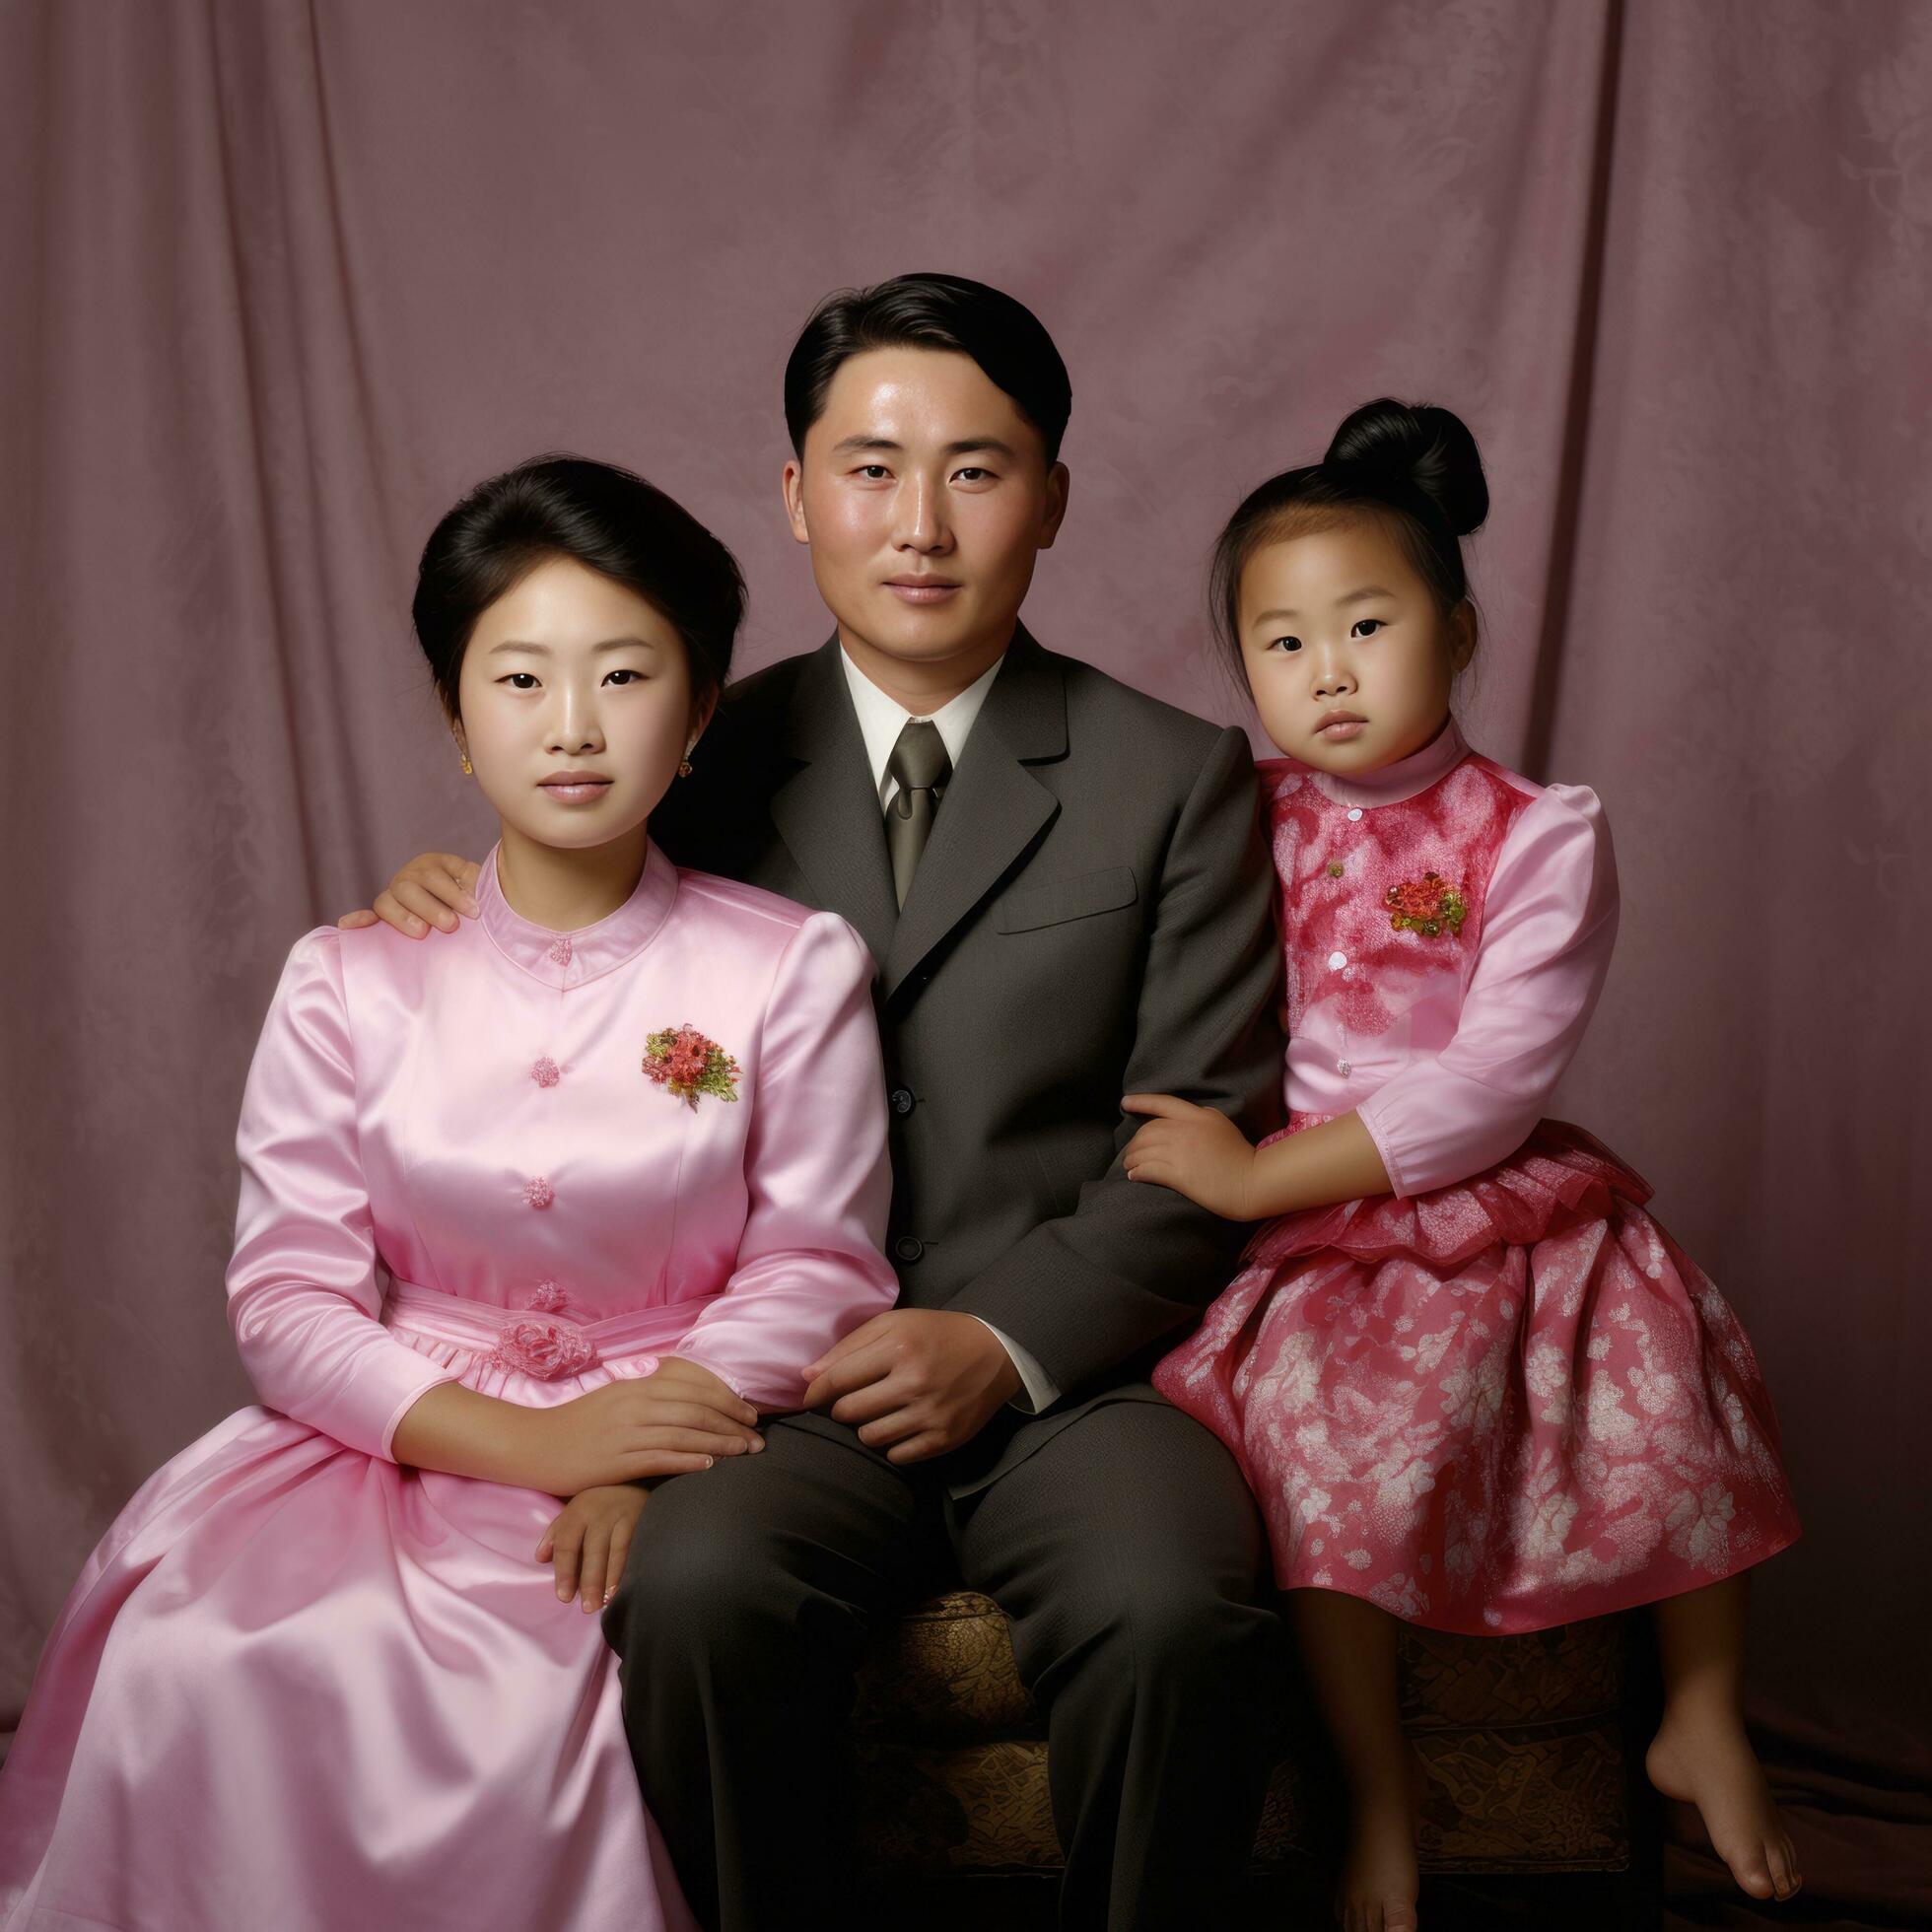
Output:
[1301, 715, 1472, 807]
[477, 840, 679, 990]
[839, 646, 1006, 805]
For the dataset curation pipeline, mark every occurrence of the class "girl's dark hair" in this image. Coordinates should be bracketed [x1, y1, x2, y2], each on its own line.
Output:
[1208, 398, 1488, 678]
[784, 272, 1072, 463]
[412, 454, 745, 719]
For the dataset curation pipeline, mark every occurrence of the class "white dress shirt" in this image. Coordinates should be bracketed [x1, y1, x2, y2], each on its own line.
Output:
[838, 646, 1061, 1414]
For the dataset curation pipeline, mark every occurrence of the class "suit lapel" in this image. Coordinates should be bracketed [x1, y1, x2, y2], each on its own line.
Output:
[767, 640, 900, 969]
[882, 633, 1066, 1000]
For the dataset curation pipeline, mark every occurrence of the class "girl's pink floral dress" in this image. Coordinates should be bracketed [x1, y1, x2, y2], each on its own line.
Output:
[1153, 722, 1799, 1634]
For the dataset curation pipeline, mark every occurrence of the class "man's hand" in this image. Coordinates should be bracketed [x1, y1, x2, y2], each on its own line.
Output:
[1121, 1093, 1261, 1220]
[801, 1310, 1022, 1464]
[337, 853, 481, 938]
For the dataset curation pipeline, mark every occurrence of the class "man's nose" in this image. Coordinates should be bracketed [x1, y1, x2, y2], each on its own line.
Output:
[893, 476, 950, 553]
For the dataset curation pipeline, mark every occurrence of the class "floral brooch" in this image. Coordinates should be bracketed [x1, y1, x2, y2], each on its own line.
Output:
[643, 1024, 741, 1107]
[1385, 871, 1469, 938]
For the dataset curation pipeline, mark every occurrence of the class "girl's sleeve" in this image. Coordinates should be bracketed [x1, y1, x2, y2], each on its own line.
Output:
[670, 912, 898, 1410]
[1356, 783, 1619, 1198]
[226, 930, 459, 1458]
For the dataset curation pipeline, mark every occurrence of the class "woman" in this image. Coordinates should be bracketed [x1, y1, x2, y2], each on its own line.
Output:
[0, 456, 898, 1930]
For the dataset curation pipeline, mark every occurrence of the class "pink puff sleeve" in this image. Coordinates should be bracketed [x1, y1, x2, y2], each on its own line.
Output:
[1356, 784, 1619, 1198]
[670, 912, 897, 1410]
[225, 930, 459, 1459]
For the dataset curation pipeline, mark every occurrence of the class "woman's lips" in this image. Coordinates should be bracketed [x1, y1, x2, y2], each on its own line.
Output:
[1316, 721, 1367, 742]
[539, 780, 614, 804]
[883, 580, 961, 605]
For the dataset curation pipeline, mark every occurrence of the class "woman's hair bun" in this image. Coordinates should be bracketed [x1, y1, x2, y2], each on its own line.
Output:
[1324, 397, 1488, 538]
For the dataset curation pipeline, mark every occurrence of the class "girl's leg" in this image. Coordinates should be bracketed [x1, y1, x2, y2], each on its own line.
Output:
[1646, 1576, 1802, 1901]
[1289, 1589, 1419, 1932]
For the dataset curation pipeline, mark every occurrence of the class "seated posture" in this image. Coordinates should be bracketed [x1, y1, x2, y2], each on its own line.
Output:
[0, 457, 897, 1931]
[1126, 400, 1803, 1932]
[351, 275, 1291, 1932]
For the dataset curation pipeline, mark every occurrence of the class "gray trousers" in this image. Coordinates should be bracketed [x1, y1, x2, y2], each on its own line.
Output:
[604, 1394, 1284, 1931]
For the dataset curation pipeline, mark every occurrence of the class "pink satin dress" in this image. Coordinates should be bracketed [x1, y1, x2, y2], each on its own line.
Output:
[0, 845, 897, 1931]
[1154, 721, 1800, 1635]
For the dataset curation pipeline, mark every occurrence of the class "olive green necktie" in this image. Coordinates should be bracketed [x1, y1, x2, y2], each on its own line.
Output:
[885, 719, 952, 910]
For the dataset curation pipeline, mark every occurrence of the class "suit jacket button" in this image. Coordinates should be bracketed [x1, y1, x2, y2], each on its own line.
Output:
[894, 1235, 925, 1264]
[890, 1087, 916, 1116]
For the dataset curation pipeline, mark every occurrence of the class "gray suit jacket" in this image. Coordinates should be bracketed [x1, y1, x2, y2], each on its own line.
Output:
[653, 627, 1286, 1492]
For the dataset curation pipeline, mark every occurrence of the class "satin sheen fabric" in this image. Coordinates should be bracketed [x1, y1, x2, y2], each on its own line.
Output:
[1155, 730, 1799, 1633]
[0, 847, 896, 1930]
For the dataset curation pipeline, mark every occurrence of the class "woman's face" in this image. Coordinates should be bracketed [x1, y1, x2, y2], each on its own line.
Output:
[453, 555, 703, 852]
[1236, 514, 1472, 774]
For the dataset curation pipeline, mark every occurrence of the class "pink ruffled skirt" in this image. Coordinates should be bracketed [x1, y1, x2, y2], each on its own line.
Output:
[1153, 1122, 1800, 1634]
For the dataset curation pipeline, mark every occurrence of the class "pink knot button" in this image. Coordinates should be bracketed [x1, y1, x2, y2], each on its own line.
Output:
[523, 1177, 555, 1210]
[531, 1057, 561, 1088]
[547, 935, 574, 967]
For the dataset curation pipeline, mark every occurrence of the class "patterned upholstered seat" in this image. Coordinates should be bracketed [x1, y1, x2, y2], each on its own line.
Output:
[853, 1589, 1637, 1877]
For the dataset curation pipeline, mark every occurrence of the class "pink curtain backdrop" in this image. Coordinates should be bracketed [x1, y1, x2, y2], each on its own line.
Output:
[3, 1, 1926, 1919]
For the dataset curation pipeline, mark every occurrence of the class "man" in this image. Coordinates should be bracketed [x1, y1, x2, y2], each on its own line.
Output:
[351, 274, 1287, 1929]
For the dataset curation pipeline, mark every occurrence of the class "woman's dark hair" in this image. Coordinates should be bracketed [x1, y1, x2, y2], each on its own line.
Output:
[1208, 398, 1488, 680]
[412, 454, 745, 719]
[784, 272, 1072, 463]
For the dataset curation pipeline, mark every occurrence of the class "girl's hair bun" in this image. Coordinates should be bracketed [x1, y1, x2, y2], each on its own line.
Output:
[1324, 398, 1488, 539]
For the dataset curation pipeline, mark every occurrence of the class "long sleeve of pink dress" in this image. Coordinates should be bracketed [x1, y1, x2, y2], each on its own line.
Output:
[1354, 783, 1619, 1198]
[0, 846, 897, 1932]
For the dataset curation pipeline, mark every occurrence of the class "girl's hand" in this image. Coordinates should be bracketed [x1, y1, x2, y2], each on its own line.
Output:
[536, 1484, 649, 1613]
[1121, 1094, 1261, 1220]
[520, 1367, 765, 1496]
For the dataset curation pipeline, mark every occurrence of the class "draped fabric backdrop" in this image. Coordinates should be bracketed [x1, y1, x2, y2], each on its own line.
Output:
[3, 1, 1927, 1920]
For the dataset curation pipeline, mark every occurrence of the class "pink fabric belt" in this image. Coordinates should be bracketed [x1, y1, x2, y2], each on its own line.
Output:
[380, 1276, 715, 1381]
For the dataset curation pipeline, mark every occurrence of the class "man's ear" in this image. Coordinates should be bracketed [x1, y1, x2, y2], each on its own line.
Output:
[1037, 461, 1071, 551]
[782, 459, 809, 546]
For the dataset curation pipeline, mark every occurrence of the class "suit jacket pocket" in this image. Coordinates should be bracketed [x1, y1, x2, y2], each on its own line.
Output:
[995, 864, 1138, 933]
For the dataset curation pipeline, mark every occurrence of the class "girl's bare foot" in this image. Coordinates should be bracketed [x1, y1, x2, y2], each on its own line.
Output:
[1335, 1793, 1419, 1932]
[1647, 1706, 1802, 1902]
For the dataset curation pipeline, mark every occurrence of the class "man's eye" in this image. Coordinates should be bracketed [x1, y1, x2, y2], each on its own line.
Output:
[954, 467, 992, 483]
[500, 672, 539, 690]
[1269, 636, 1302, 654]
[858, 465, 890, 480]
[1352, 618, 1385, 639]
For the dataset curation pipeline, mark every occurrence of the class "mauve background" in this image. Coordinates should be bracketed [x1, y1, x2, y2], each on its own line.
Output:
[3, 0, 1927, 1920]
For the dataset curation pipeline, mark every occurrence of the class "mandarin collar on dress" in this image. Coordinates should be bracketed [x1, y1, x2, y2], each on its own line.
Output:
[1304, 715, 1471, 808]
[478, 842, 678, 990]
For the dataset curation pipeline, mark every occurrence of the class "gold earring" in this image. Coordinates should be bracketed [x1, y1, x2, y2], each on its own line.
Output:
[455, 740, 472, 776]
[677, 758, 693, 778]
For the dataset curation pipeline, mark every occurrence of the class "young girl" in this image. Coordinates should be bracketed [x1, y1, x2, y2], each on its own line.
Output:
[0, 456, 898, 1930]
[1123, 401, 1802, 1932]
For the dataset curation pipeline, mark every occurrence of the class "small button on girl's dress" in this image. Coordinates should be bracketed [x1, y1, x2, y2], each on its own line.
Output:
[1155, 722, 1800, 1634]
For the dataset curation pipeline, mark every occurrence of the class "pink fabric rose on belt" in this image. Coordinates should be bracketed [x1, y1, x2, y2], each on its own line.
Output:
[487, 1318, 598, 1381]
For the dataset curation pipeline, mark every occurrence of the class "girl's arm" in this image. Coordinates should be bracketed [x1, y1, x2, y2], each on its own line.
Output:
[664, 912, 899, 1411]
[231, 932, 758, 1489]
[1124, 783, 1617, 1216]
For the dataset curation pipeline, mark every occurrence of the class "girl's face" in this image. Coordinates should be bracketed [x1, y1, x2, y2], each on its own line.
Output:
[452, 555, 705, 852]
[1237, 515, 1473, 775]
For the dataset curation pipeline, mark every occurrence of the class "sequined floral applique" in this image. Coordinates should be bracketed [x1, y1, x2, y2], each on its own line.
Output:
[1385, 872, 1469, 938]
[527, 1280, 567, 1312]
[643, 1025, 741, 1108]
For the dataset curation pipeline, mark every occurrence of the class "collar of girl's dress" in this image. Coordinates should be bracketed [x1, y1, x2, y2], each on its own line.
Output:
[477, 841, 679, 990]
[1260, 715, 1472, 810]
